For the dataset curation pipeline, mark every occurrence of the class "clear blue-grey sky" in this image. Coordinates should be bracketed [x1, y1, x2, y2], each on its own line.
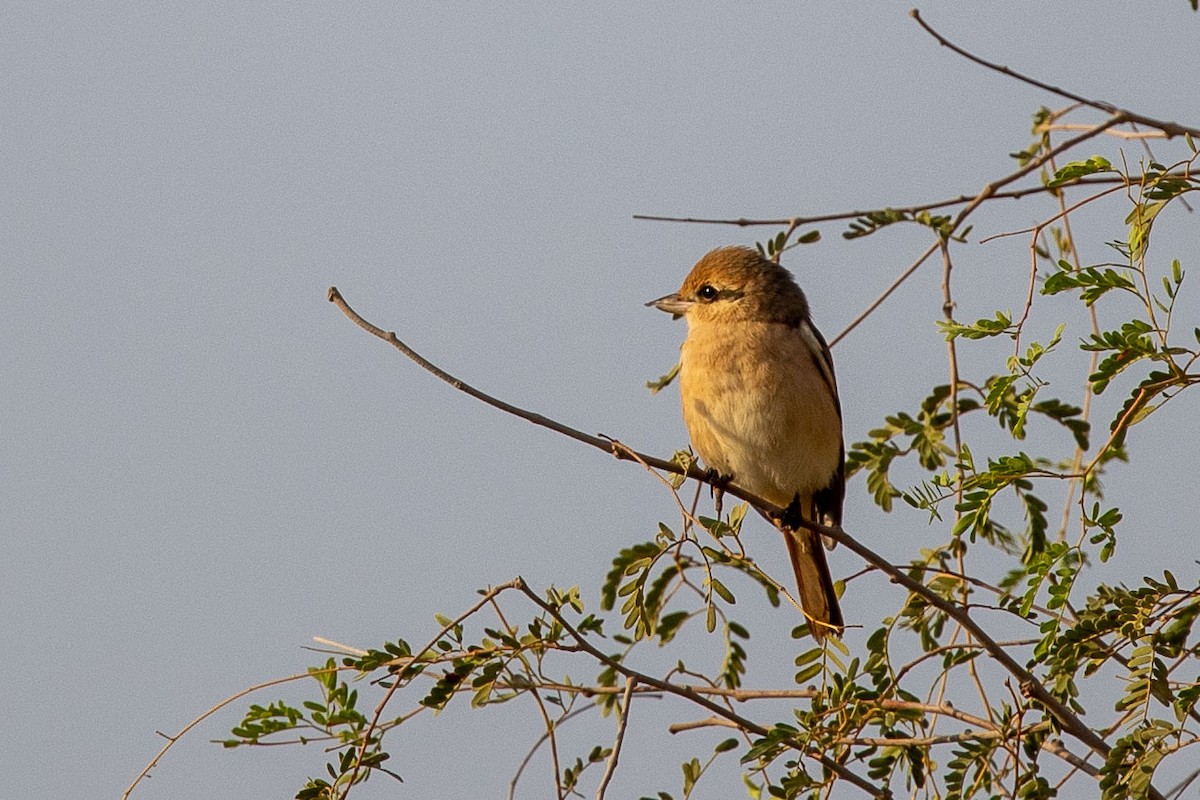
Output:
[3, 3, 1198, 798]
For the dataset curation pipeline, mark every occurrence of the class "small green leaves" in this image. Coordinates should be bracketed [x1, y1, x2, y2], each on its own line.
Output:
[797, 229, 821, 245]
[758, 228, 821, 260]
[844, 208, 909, 239]
[1046, 155, 1113, 187]
[843, 208, 957, 241]
[1042, 261, 1135, 305]
[1083, 320, 1157, 395]
[794, 646, 824, 685]
[707, 576, 736, 604]
[562, 746, 613, 794]
[938, 311, 1015, 341]
[681, 757, 702, 795]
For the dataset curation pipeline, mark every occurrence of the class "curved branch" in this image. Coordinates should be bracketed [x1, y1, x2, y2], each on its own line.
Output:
[124, 667, 344, 799]
[910, 9, 1200, 139]
[329, 287, 761, 501]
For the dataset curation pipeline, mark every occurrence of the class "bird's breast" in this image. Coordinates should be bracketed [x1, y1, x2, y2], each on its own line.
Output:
[678, 320, 841, 507]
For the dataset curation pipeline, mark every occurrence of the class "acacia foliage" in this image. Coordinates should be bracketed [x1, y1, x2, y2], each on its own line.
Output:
[128, 29, 1200, 800]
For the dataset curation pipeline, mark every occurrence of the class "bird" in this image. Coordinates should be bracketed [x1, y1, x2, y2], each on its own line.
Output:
[648, 245, 845, 641]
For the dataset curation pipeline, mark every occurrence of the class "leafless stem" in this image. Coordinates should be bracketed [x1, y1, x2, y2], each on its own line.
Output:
[909, 8, 1199, 138]
[595, 677, 636, 800]
[831, 116, 1127, 345]
[831, 240, 938, 346]
[631, 174, 1171, 228]
[508, 704, 599, 800]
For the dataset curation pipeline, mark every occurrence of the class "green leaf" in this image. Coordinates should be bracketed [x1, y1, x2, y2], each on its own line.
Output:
[938, 311, 1015, 341]
[1042, 263, 1135, 304]
[709, 578, 736, 604]
[794, 663, 822, 684]
[1046, 155, 1112, 187]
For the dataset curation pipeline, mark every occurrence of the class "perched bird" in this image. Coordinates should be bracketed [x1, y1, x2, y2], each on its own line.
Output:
[648, 245, 845, 640]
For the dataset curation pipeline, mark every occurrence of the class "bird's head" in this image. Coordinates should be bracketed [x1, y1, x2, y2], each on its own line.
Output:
[647, 245, 810, 327]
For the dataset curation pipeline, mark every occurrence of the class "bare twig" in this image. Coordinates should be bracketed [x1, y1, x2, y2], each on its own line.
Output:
[311, 636, 369, 657]
[630, 174, 1171, 228]
[909, 8, 1200, 138]
[328, 287, 722, 490]
[508, 704, 600, 800]
[1037, 123, 1168, 140]
[595, 677, 636, 800]
[832, 116, 1128, 345]
[830, 240, 939, 347]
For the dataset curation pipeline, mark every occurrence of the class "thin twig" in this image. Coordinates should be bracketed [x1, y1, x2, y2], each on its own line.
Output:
[328, 287, 718, 489]
[909, 9, 1200, 138]
[832, 116, 1127, 345]
[124, 667, 343, 799]
[595, 677, 636, 800]
[830, 240, 938, 347]
[1037, 123, 1168, 140]
[311, 636, 369, 657]
[341, 579, 524, 799]
[508, 704, 599, 800]
[630, 174, 1175, 228]
[513, 578, 891, 799]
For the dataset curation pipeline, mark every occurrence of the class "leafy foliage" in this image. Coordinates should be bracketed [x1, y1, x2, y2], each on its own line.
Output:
[133, 67, 1200, 800]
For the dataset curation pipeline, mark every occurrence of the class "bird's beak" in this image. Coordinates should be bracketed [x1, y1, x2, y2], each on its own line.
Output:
[646, 292, 691, 319]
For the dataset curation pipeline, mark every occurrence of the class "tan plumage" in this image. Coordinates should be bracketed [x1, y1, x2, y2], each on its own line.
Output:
[649, 246, 845, 640]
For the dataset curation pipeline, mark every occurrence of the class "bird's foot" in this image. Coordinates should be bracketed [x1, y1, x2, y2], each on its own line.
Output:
[781, 495, 805, 532]
[703, 468, 731, 519]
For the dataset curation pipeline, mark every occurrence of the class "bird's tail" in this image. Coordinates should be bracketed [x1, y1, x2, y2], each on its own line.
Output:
[783, 527, 843, 642]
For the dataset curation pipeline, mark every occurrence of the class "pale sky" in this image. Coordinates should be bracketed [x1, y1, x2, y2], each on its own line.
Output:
[4, 3, 1198, 798]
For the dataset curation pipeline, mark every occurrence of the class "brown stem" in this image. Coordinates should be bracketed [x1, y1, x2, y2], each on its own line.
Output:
[909, 9, 1199, 138]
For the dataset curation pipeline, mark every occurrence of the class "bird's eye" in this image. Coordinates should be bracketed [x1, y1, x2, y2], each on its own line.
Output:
[696, 285, 719, 302]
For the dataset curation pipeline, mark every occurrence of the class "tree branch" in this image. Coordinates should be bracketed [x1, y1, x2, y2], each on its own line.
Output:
[513, 578, 890, 798]
[631, 174, 1163, 229]
[124, 667, 344, 800]
[909, 8, 1200, 139]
